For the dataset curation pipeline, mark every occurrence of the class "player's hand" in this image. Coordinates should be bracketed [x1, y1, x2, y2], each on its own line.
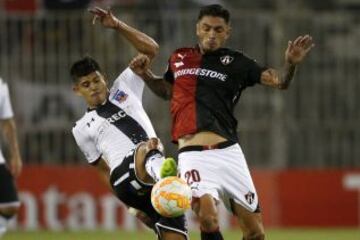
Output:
[9, 155, 22, 178]
[89, 7, 120, 29]
[285, 35, 315, 65]
[129, 54, 151, 76]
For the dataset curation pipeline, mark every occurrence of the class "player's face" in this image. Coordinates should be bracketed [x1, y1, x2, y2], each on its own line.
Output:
[196, 16, 230, 53]
[73, 71, 108, 108]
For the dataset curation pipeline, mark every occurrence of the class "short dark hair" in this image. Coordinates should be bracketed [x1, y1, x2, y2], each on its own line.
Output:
[197, 4, 230, 24]
[70, 56, 102, 82]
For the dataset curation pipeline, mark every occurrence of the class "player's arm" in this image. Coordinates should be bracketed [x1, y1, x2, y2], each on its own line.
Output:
[129, 54, 172, 100]
[139, 70, 172, 100]
[89, 7, 159, 59]
[260, 35, 314, 89]
[0, 118, 22, 177]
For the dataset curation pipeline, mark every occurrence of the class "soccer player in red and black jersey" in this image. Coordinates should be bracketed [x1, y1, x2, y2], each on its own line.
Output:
[139, 4, 314, 240]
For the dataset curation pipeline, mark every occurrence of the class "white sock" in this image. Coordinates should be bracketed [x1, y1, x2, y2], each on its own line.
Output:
[145, 151, 164, 182]
[0, 215, 9, 238]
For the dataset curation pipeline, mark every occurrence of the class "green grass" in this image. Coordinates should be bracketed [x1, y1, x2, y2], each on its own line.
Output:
[3, 228, 360, 240]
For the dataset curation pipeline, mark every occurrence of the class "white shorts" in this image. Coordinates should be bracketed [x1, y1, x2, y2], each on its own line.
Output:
[178, 142, 259, 213]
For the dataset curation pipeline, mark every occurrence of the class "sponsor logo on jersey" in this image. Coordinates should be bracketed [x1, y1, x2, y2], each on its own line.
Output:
[190, 183, 200, 191]
[177, 53, 186, 60]
[220, 55, 234, 65]
[173, 53, 187, 68]
[107, 110, 127, 123]
[174, 68, 227, 82]
[112, 89, 128, 103]
[244, 191, 255, 205]
[174, 61, 184, 68]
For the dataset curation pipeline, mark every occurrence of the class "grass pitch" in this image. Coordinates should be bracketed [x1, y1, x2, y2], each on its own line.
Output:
[3, 228, 360, 240]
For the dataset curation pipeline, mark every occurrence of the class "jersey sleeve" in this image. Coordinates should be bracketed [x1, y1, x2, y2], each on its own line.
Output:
[163, 58, 174, 84]
[112, 67, 145, 100]
[0, 81, 14, 119]
[72, 126, 101, 165]
[243, 55, 268, 87]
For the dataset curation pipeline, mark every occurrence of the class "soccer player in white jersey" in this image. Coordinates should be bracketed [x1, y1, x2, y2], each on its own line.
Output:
[71, 7, 187, 240]
[0, 79, 22, 238]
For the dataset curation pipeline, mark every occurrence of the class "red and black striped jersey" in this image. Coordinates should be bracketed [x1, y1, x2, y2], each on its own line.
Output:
[164, 46, 267, 143]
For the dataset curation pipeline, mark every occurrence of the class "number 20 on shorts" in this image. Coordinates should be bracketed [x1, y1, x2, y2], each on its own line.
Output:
[184, 169, 201, 185]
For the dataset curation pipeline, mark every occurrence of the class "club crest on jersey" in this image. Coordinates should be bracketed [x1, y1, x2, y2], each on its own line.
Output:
[220, 55, 234, 65]
[112, 89, 128, 103]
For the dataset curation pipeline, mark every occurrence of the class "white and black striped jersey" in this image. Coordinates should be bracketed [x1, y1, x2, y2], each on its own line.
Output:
[72, 68, 157, 172]
[0, 78, 14, 164]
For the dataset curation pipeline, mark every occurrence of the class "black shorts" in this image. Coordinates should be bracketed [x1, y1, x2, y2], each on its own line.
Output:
[109, 149, 188, 239]
[0, 164, 20, 207]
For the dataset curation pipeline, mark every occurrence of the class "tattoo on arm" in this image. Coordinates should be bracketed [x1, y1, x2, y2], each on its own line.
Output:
[279, 62, 297, 89]
[142, 70, 172, 100]
[261, 63, 298, 89]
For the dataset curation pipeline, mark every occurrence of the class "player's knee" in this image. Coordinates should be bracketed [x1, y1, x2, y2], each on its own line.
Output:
[198, 213, 219, 232]
[243, 229, 265, 240]
[146, 137, 164, 153]
[0, 206, 20, 218]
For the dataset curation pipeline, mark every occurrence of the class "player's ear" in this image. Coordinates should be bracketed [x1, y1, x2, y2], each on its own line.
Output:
[102, 73, 108, 83]
[196, 22, 201, 37]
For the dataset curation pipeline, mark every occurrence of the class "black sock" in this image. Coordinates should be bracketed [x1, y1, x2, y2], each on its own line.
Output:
[201, 231, 224, 240]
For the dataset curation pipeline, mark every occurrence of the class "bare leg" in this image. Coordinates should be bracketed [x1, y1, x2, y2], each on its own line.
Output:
[193, 194, 224, 240]
[160, 230, 187, 240]
[232, 202, 265, 240]
[0, 207, 19, 217]
[0, 206, 19, 238]
[194, 194, 219, 231]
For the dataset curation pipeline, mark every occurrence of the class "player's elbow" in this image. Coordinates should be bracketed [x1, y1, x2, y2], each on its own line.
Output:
[153, 42, 160, 55]
[147, 42, 159, 59]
